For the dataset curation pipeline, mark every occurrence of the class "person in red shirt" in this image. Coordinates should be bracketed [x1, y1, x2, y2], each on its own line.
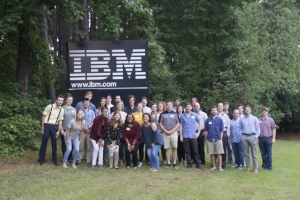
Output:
[122, 114, 141, 169]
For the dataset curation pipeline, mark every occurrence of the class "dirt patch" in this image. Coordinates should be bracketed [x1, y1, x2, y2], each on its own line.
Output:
[276, 132, 300, 141]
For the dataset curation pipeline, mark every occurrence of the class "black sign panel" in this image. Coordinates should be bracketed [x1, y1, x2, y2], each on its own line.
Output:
[67, 40, 149, 107]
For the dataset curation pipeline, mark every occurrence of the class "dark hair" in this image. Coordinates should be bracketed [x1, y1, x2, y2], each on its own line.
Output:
[109, 111, 123, 126]
[166, 101, 173, 106]
[65, 93, 72, 99]
[141, 96, 147, 101]
[176, 105, 184, 114]
[127, 95, 136, 102]
[190, 97, 198, 103]
[106, 94, 112, 99]
[56, 95, 64, 100]
[101, 107, 108, 113]
[142, 113, 153, 124]
[185, 103, 192, 108]
[244, 105, 251, 109]
[174, 97, 180, 102]
[211, 106, 217, 110]
[98, 97, 107, 109]
[115, 95, 121, 99]
[124, 114, 136, 127]
[83, 98, 90, 102]
[237, 104, 243, 109]
[223, 102, 229, 105]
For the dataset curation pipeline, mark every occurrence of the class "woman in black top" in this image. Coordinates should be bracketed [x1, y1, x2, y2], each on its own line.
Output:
[106, 111, 123, 169]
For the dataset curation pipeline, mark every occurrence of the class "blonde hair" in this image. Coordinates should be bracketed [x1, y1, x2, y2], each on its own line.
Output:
[75, 110, 85, 131]
[109, 111, 123, 126]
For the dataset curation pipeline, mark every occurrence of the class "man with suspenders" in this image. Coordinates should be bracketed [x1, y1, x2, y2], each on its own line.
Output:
[38, 95, 64, 166]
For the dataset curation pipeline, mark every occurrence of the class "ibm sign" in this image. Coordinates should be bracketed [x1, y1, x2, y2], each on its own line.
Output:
[68, 41, 148, 91]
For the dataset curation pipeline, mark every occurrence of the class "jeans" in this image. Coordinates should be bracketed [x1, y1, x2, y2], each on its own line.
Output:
[259, 137, 273, 169]
[227, 142, 233, 164]
[241, 134, 258, 170]
[63, 136, 79, 164]
[197, 130, 206, 164]
[147, 145, 162, 169]
[177, 136, 186, 162]
[61, 133, 72, 161]
[232, 142, 244, 167]
[221, 131, 228, 168]
[38, 124, 58, 163]
[90, 139, 104, 166]
[183, 138, 201, 166]
[125, 144, 140, 167]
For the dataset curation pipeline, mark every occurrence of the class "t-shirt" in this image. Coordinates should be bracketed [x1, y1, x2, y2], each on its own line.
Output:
[67, 119, 84, 140]
[62, 106, 76, 130]
[133, 112, 143, 125]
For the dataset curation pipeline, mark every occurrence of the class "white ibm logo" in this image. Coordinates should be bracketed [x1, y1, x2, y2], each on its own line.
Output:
[69, 49, 146, 81]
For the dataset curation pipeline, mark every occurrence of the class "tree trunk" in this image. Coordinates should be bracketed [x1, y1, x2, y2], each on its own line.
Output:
[58, 16, 70, 90]
[90, 7, 96, 40]
[16, 15, 30, 95]
[40, 5, 56, 103]
[78, 0, 89, 41]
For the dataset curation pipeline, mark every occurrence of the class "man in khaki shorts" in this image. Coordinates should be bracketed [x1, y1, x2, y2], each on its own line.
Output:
[204, 106, 224, 171]
[159, 101, 180, 169]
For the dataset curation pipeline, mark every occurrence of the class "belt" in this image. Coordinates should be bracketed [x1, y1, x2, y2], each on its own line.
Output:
[45, 123, 57, 126]
[259, 136, 272, 138]
[242, 133, 255, 136]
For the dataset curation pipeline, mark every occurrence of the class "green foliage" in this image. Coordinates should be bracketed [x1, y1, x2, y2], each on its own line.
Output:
[0, 86, 49, 156]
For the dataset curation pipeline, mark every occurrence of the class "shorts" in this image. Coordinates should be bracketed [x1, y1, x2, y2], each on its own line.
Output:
[163, 131, 178, 149]
[206, 140, 224, 155]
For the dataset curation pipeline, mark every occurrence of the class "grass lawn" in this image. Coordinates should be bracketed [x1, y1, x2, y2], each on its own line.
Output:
[0, 139, 299, 200]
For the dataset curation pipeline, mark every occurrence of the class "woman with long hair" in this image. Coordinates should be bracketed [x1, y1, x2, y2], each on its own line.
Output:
[90, 107, 108, 169]
[177, 105, 186, 165]
[106, 112, 123, 169]
[122, 114, 141, 169]
[96, 97, 108, 117]
[110, 101, 127, 166]
[150, 103, 159, 126]
[62, 110, 85, 169]
[141, 113, 164, 172]
[157, 101, 167, 164]
[61, 93, 76, 164]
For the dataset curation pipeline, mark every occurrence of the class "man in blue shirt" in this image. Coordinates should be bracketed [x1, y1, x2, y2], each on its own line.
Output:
[239, 105, 260, 173]
[78, 98, 95, 164]
[229, 109, 244, 169]
[124, 95, 137, 114]
[204, 106, 224, 171]
[75, 91, 97, 115]
[180, 103, 201, 169]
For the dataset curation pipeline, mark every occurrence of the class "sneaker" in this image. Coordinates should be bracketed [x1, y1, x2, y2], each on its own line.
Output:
[231, 164, 238, 168]
[99, 165, 103, 169]
[91, 165, 95, 169]
[260, 167, 266, 170]
[269, 168, 275, 172]
[138, 162, 143, 167]
[239, 166, 243, 169]
[165, 164, 171, 168]
[152, 169, 158, 172]
[219, 168, 223, 172]
[38, 161, 43, 166]
[186, 164, 192, 168]
[173, 164, 178, 169]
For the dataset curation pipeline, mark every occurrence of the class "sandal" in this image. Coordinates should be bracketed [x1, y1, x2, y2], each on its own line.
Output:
[109, 166, 113, 169]
[210, 167, 216, 171]
[127, 166, 131, 169]
[114, 166, 119, 169]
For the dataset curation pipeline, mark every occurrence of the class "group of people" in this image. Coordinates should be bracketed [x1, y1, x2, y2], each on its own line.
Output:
[37, 91, 277, 173]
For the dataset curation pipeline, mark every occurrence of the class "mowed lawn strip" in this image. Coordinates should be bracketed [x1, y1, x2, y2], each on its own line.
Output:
[0, 140, 299, 200]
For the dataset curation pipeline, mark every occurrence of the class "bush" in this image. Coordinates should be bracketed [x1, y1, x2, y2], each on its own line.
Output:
[0, 89, 49, 156]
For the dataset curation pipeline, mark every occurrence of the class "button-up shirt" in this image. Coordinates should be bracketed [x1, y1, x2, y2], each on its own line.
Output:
[158, 111, 180, 131]
[180, 112, 200, 138]
[75, 101, 96, 115]
[259, 117, 276, 137]
[205, 116, 224, 142]
[194, 110, 208, 131]
[124, 106, 137, 114]
[43, 104, 64, 125]
[239, 114, 260, 138]
[230, 118, 241, 143]
[83, 109, 95, 134]
[217, 112, 230, 135]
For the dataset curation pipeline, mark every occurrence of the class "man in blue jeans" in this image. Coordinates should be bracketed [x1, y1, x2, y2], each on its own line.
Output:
[258, 107, 276, 171]
[38, 95, 64, 166]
